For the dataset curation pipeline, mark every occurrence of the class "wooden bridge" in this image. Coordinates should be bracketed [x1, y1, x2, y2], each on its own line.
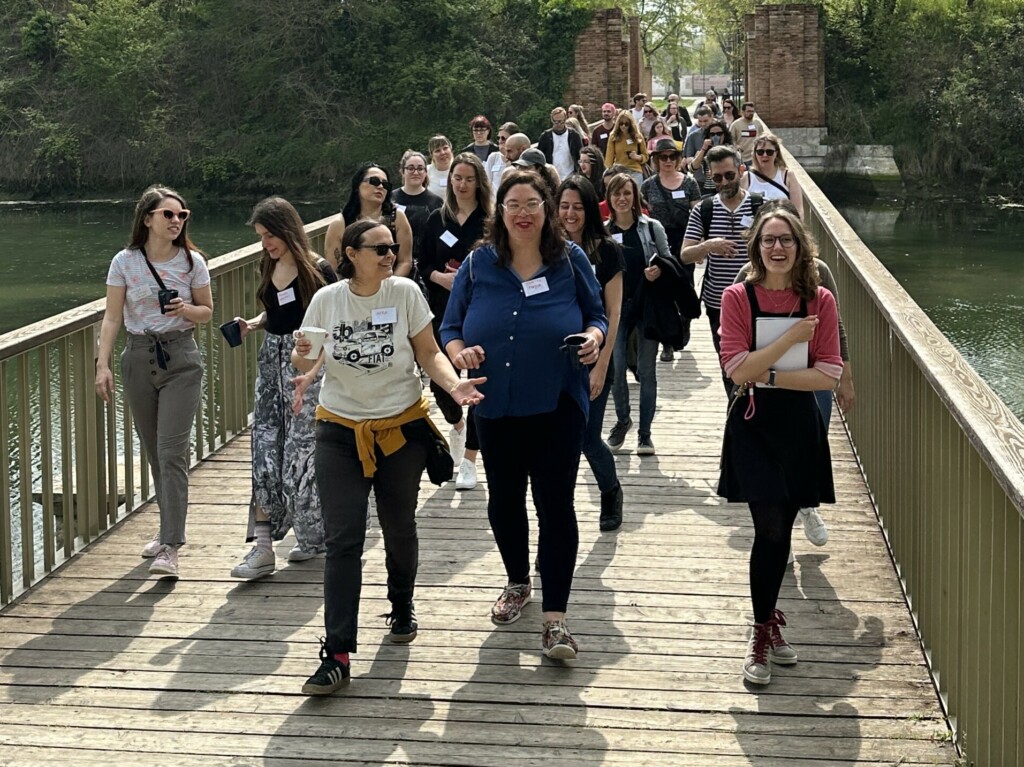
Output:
[0, 320, 955, 765]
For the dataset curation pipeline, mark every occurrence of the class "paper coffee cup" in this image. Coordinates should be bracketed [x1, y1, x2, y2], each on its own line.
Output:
[293, 326, 328, 359]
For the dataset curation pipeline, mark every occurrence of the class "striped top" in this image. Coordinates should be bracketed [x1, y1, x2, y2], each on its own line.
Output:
[683, 192, 758, 310]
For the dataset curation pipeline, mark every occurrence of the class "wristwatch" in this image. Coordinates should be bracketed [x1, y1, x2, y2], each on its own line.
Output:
[767, 367, 776, 387]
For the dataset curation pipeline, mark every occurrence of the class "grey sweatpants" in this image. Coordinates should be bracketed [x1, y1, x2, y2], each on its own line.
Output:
[121, 330, 204, 546]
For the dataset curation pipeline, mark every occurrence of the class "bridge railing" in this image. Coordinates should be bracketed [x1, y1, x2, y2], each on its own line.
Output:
[0, 215, 333, 606]
[786, 150, 1024, 766]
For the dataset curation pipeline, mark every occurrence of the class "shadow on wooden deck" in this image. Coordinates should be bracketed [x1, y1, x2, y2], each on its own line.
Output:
[0, 321, 953, 765]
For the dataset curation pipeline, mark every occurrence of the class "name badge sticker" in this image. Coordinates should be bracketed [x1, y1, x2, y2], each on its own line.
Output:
[626, 139, 634, 145]
[611, 233, 624, 244]
[522, 276, 550, 297]
[438, 177, 449, 187]
[128, 285, 151, 302]
[740, 215, 754, 228]
[372, 307, 398, 326]
[600, 132, 608, 139]
[671, 190, 687, 200]
[440, 230, 459, 247]
[277, 287, 296, 305]
[395, 204, 407, 213]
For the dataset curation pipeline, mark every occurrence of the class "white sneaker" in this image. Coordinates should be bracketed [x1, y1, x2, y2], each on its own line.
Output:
[231, 546, 275, 580]
[798, 508, 829, 546]
[455, 458, 477, 490]
[141, 534, 161, 558]
[149, 545, 179, 579]
[287, 545, 318, 562]
[448, 424, 467, 466]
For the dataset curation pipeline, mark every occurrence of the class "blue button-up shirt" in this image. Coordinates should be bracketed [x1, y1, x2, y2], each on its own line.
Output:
[440, 243, 608, 419]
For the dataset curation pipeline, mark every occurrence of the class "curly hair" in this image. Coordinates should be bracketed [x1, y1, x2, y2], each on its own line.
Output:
[744, 205, 820, 301]
[488, 171, 565, 269]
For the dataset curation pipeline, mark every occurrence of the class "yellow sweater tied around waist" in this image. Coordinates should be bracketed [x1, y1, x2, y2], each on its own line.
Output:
[316, 396, 445, 478]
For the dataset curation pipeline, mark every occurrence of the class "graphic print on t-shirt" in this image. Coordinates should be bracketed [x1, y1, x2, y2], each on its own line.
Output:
[331, 315, 396, 374]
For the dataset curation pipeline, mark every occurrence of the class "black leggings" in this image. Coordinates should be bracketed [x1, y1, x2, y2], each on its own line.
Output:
[428, 379, 480, 451]
[748, 503, 800, 624]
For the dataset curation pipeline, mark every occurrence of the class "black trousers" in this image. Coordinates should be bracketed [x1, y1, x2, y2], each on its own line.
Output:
[475, 395, 585, 613]
[315, 420, 427, 654]
[428, 379, 480, 451]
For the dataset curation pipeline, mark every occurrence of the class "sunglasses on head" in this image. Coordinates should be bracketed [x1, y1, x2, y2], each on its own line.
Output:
[711, 171, 738, 183]
[358, 243, 400, 257]
[755, 148, 777, 156]
[363, 177, 390, 188]
[152, 208, 190, 221]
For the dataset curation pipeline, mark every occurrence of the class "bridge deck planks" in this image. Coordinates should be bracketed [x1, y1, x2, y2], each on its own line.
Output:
[0, 325, 954, 765]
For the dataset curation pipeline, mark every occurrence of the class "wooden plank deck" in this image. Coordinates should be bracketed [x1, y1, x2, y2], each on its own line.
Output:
[0, 321, 954, 766]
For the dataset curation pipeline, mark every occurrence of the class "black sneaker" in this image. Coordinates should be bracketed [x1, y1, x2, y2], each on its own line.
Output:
[660, 347, 674, 362]
[637, 435, 656, 456]
[301, 640, 350, 696]
[599, 484, 623, 531]
[384, 601, 418, 643]
[607, 418, 632, 450]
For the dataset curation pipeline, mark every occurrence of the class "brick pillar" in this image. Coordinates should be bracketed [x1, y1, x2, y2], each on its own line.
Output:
[563, 9, 630, 119]
[628, 16, 643, 100]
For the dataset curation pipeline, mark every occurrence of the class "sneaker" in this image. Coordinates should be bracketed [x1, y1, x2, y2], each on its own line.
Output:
[149, 545, 179, 579]
[799, 508, 829, 546]
[607, 418, 632, 450]
[287, 545, 318, 562]
[765, 609, 798, 665]
[230, 546, 275, 580]
[141, 534, 161, 558]
[542, 620, 579, 660]
[448, 424, 467, 466]
[599, 484, 623, 531]
[383, 601, 418, 643]
[743, 623, 772, 685]
[455, 458, 477, 490]
[301, 640, 350, 696]
[491, 581, 531, 625]
[636, 435, 656, 456]
[660, 347, 674, 362]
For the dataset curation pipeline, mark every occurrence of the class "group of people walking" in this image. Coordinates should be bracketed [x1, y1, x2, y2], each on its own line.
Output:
[94, 92, 854, 695]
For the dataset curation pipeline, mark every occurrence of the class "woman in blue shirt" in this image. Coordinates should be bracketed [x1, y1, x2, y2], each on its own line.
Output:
[441, 171, 608, 660]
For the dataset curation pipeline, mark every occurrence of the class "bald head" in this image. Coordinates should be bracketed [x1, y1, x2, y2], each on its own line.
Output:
[504, 133, 531, 162]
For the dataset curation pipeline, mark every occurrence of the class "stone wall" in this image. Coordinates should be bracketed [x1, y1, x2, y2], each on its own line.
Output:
[743, 4, 824, 127]
[563, 8, 646, 117]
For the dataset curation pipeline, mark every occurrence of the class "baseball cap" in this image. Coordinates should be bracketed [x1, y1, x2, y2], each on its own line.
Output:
[513, 148, 546, 168]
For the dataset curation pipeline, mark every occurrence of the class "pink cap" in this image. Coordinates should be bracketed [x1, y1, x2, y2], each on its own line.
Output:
[601, 102, 616, 110]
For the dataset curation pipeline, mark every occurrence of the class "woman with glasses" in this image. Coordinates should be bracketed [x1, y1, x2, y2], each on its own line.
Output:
[392, 150, 444, 262]
[418, 153, 493, 490]
[484, 122, 520, 198]
[462, 115, 499, 164]
[95, 185, 213, 580]
[296, 219, 484, 695]
[741, 134, 805, 216]
[229, 197, 337, 580]
[557, 175, 625, 531]
[427, 135, 454, 194]
[324, 163, 413, 278]
[717, 206, 842, 686]
[441, 171, 607, 658]
[604, 111, 648, 188]
[688, 120, 732, 197]
[604, 172, 671, 456]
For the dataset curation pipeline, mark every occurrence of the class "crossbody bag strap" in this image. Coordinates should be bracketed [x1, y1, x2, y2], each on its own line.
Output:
[139, 246, 169, 291]
[750, 169, 790, 198]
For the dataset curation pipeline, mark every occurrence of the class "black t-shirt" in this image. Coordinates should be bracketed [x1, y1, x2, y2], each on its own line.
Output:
[418, 206, 487, 317]
[591, 239, 626, 290]
[261, 260, 338, 335]
[391, 188, 443, 258]
[607, 222, 647, 300]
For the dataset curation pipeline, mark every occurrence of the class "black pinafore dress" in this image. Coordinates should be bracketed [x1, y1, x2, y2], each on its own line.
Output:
[717, 283, 835, 507]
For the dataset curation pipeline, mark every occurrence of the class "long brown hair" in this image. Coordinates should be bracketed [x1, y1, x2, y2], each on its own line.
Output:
[442, 153, 493, 225]
[128, 185, 202, 270]
[248, 197, 326, 310]
[489, 171, 564, 268]
[744, 206, 819, 301]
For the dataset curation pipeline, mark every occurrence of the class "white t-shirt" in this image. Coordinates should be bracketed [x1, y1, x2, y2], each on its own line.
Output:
[550, 130, 574, 180]
[631, 107, 645, 124]
[427, 164, 450, 195]
[302, 277, 433, 420]
[484, 152, 506, 199]
[106, 247, 210, 334]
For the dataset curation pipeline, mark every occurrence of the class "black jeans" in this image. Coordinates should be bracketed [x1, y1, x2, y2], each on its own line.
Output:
[475, 395, 585, 613]
[315, 420, 427, 654]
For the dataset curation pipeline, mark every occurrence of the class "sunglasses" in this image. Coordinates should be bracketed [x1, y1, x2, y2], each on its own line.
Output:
[709, 131, 724, 137]
[152, 208, 190, 221]
[711, 171, 738, 183]
[755, 148, 777, 156]
[362, 177, 390, 188]
[358, 243, 400, 256]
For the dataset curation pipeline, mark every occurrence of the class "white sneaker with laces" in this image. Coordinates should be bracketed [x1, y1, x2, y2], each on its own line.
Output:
[141, 534, 161, 558]
[798, 507, 829, 546]
[149, 545, 179, 579]
[455, 458, 477, 490]
[231, 546, 275, 580]
[287, 545, 318, 562]
[448, 424, 467, 466]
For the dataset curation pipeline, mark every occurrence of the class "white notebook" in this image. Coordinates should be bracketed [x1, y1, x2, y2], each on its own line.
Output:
[754, 316, 808, 387]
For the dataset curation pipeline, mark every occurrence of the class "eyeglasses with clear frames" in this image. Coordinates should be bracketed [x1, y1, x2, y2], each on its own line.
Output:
[404, 165, 427, 172]
[501, 199, 544, 215]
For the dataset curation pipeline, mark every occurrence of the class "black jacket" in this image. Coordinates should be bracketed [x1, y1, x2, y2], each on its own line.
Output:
[537, 129, 582, 170]
[625, 254, 701, 347]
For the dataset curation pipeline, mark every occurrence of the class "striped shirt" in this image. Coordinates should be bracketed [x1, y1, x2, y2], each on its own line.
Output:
[106, 247, 210, 334]
[683, 192, 757, 310]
